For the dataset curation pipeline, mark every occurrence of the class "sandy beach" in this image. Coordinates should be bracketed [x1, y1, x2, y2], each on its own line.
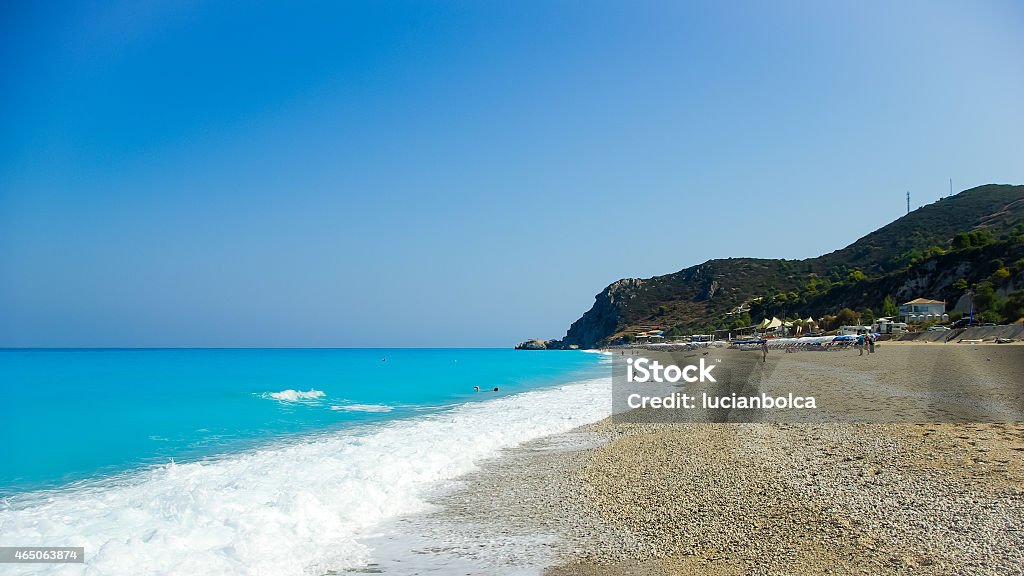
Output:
[390, 342, 1024, 575]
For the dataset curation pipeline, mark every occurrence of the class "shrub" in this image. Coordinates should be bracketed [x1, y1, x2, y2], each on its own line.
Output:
[1001, 290, 1024, 322]
[979, 310, 1002, 324]
[881, 295, 898, 317]
[974, 281, 996, 311]
[836, 308, 860, 326]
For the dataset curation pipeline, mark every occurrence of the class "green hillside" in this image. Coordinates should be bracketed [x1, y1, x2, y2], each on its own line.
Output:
[558, 184, 1024, 348]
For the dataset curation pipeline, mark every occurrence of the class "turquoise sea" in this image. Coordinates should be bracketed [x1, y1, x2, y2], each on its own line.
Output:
[0, 348, 611, 575]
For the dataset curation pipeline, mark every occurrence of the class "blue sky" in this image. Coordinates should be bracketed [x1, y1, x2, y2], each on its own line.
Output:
[1, 1, 1022, 347]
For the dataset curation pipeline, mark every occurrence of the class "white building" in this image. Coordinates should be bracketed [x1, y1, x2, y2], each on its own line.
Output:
[899, 298, 947, 323]
[837, 325, 871, 336]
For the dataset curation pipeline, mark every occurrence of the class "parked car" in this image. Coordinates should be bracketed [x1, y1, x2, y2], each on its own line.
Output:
[951, 318, 972, 329]
[927, 325, 951, 331]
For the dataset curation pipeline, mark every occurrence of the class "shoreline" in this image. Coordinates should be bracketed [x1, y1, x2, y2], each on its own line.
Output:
[353, 422, 625, 575]
[363, 344, 1024, 575]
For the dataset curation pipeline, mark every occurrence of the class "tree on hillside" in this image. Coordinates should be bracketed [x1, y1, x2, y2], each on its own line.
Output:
[730, 312, 752, 330]
[881, 295, 898, 317]
[952, 230, 995, 250]
[836, 308, 860, 326]
[1002, 290, 1024, 322]
[979, 310, 1002, 324]
[975, 281, 996, 311]
[819, 314, 838, 331]
[861, 308, 876, 323]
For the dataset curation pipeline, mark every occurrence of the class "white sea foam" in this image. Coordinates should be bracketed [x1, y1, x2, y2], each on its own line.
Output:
[266, 388, 326, 401]
[0, 376, 612, 576]
[330, 404, 393, 413]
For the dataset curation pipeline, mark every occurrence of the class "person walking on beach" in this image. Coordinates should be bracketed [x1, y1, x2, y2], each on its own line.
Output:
[868, 333, 876, 353]
[761, 340, 768, 363]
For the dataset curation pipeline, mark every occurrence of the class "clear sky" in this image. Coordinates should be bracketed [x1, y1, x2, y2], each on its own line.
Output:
[1, 1, 1022, 347]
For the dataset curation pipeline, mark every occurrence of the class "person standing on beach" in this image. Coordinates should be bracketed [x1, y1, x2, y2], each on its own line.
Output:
[857, 333, 865, 356]
[868, 333, 876, 353]
[761, 340, 768, 363]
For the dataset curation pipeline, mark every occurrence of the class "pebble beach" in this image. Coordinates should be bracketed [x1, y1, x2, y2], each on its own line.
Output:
[398, 342, 1024, 575]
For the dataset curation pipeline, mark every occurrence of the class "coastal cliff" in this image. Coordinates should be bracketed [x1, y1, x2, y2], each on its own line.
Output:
[548, 184, 1024, 348]
[561, 279, 642, 350]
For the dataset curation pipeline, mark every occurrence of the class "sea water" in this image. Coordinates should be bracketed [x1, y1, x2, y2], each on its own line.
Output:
[0, 348, 611, 575]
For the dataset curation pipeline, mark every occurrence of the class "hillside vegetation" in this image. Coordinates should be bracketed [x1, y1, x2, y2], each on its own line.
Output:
[559, 184, 1024, 348]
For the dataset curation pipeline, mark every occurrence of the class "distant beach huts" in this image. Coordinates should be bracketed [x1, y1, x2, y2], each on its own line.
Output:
[632, 330, 665, 343]
[753, 316, 818, 338]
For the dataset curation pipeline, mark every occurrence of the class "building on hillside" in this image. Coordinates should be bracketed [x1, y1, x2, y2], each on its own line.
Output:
[725, 304, 750, 316]
[899, 298, 947, 323]
[632, 330, 665, 343]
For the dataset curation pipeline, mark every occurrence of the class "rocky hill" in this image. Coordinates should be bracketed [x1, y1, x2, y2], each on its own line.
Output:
[556, 184, 1024, 349]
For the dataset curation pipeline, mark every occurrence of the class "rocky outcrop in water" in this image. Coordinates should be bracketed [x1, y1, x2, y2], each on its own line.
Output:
[514, 339, 578, 350]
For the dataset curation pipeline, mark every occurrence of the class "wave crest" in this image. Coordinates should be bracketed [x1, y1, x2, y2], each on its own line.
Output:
[266, 389, 326, 402]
